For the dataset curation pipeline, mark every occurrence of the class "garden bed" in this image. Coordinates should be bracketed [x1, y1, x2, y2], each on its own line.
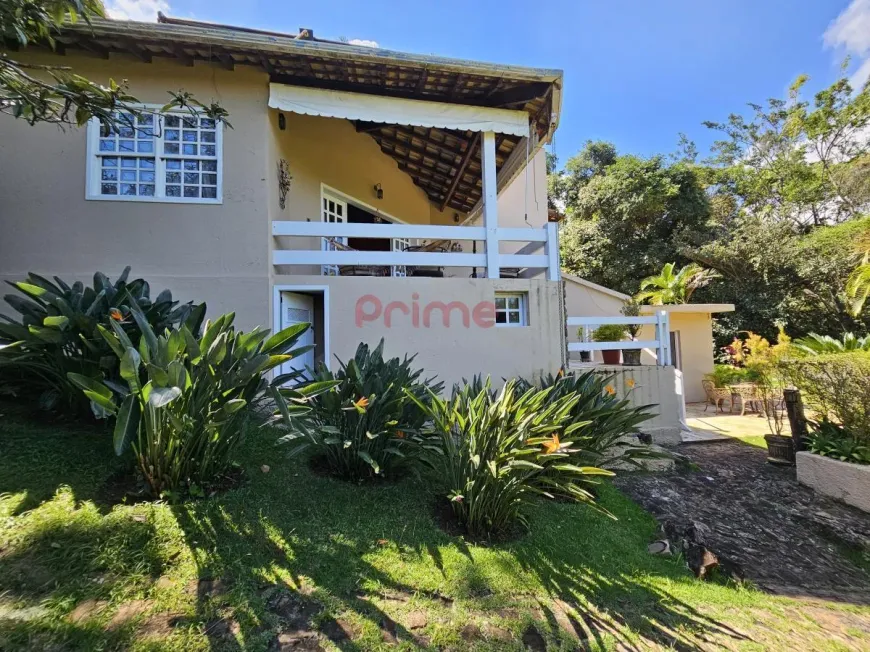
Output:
[797, 451, 870, 513]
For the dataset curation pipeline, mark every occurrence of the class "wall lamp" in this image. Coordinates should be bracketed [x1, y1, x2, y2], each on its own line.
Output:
[374, 183, 383, 200]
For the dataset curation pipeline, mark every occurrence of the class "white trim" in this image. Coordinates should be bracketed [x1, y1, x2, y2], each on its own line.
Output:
[545, 222, 560, 281]
[85, 106, 223, 205]
[273, 284, 331, 372]
[269, 83, 530, 136]
[271, 249, 552, 269]
[494, 291, 528, 327]
[567, 316, 660, 327]
[272, 222, 548, 242]
[569, 341, 661, 352]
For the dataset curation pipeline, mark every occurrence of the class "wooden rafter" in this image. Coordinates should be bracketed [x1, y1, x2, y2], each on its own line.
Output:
[440, 132, 480, 211]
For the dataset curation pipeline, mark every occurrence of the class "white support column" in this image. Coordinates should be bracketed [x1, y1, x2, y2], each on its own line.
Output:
[481, 131, 499, 279]
[655, 310, 672, 366]
[545, 222, 560, 281]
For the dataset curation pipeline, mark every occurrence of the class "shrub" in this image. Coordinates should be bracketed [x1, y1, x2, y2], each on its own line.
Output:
[68, 304, 330, 497]
[532, 370, 657, 469]
[704, 364, 761, 387]
[411, 378, 614, 539]
[806, 418, 870, 465]
[592, 324, 626, 342]
[279, 340, 443, 481]
[0, 268, 198, 416]
[784, 352, 870, 443]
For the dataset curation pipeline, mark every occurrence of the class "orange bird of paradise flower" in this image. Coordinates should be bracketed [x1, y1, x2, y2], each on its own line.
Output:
[604, 385, 616, 395]
[626, 378, 636, 389]
[542, 434, 561, 454]
[109, 308, 123, 321]
[354, 396, 370, 410]
[396, 430, 406, 439]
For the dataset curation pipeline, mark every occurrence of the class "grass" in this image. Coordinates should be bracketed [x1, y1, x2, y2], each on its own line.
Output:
[2, 405, 870, 651]
[735, 435, 769, 450]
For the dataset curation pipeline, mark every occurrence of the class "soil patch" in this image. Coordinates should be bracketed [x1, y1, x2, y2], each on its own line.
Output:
[431, 498, 526, 544]
[96, 465, 246, 508]
[616, 440, 870, 602]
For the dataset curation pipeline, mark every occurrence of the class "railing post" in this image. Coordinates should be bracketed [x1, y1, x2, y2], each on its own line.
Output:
[481, 131, 499, 279]
[545, 222, 560, 281]
[784, 388, 808, 452]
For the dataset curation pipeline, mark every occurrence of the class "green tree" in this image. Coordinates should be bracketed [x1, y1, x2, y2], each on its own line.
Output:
[635, 263, 719, 305]
[1, 0, 229, 127]
[556, 144, 711, 294]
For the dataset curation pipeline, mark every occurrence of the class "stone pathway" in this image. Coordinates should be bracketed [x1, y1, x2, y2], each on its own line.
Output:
[616, 440, 870, 602]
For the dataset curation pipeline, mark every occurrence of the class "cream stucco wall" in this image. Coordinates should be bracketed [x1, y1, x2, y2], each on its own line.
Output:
[273, 276, 565, 388]
[562, 276, 719, 403]
[0, 51, 273, 330]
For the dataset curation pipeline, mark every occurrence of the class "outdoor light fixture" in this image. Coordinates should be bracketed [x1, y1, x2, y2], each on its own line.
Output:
[374, 183, 383, 200]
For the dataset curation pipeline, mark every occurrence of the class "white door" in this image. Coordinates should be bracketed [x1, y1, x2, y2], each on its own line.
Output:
[321, 193, 347, 276]
[391, 236, 411, 277]
[280, 292, 315, 383]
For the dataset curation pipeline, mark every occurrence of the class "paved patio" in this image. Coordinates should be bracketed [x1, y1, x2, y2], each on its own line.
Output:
[683, 401, 773, 443]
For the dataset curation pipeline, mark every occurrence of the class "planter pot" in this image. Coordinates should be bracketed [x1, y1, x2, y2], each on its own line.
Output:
[764, 434, 795, 466]
[797, 451, 870, 513]
[602, 350, 622, 365]
[622, 349, 641, 366]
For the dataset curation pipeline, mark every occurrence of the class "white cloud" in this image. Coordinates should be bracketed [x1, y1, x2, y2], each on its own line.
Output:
[105, 0, 170, 22]
[824, 0, 870, 87]
[348, 38, 379, 48]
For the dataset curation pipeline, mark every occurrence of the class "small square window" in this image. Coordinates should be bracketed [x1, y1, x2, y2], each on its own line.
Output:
[494, 292, 527, 327]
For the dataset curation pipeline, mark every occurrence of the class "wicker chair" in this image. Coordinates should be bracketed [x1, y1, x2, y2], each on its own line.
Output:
[702, 379, 732, 413]
[728, 383, 761, 417]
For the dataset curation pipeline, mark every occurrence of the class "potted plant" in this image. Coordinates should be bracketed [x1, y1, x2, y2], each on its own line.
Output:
[592, 324, 627, 365]
[576, 327, 591, 363]
[620, 301, 643, 366]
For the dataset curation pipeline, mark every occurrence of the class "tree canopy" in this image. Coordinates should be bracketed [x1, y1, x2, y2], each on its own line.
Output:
[552, 71, 870, 346]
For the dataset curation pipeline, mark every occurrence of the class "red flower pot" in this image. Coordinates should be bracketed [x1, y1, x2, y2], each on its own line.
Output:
[602, 350, 622, 365]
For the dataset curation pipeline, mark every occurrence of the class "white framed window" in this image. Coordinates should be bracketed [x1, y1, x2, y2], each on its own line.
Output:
[85, 107, 222, 204]
[495, 292, 528, 327]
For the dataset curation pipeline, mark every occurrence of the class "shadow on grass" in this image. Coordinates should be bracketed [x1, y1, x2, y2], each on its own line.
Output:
[0, 401, 121, 517]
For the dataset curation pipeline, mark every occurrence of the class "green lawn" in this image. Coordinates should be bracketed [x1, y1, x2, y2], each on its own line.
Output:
[2, 406, 869, 651]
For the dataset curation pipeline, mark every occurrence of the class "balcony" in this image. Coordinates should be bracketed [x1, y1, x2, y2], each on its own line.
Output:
[271, 221, 560, 280]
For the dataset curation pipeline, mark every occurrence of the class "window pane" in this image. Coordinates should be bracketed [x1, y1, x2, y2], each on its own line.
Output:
[140, 159, 155, 170]
[101, 169, 118, 181]
[201, 145, 216, 157]
[184, 172, 199, 184]
[201, 160, 217, 172]
[137, 141, 154, 153]
[140, 184, 155, 196]
[118, 125, 135, 138]
[508, 312, 520, 324]
[138, 113, 153, 126]
[167, 160, 181, 170]
[121, 158, 137, 168]
[183, 116, 197, 128]
[200, 118, 215, 128]
[119, 140, 135, 152]
[508, 297, 519, 309]
[166, 172, 181, 184]
[201, 130, 216, 143]
[120, 170, 136, 182]
[101, 183, 118, 195]
[202, 186, 217, 199]
[202, 173, 217, 185]
[120, 184, 137, 196]
[102, 157, 118, 167]
[495, 298, 506, 309]
[164, 142, 180, 154]
[139, 171, 155, 183]
[164, 115, 179, 128]
[99, 139, 116, 152]
[165, 129, 179, 141]
[182, 130, 197, 142]
[183, 186, 200, 198]
[166, 185, 181, 197]
[182, 144, 197, 155]
[495, 312, 506, 324]
[183, 160, 199, 171]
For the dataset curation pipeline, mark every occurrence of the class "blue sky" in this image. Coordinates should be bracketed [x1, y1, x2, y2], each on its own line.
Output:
[110, 0, 869, 166]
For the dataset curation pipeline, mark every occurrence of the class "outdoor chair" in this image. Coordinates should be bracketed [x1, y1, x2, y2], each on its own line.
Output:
[701, 379, 732, 413]
[728, 383, 762, 417]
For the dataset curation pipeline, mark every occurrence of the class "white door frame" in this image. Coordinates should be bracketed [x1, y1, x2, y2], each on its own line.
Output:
[319, 183, 416, 277]
[272, 285, 330, 371]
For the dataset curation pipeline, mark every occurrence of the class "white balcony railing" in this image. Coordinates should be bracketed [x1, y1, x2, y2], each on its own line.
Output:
[567, 313, 672, 366]
[271, 221, 560, 280]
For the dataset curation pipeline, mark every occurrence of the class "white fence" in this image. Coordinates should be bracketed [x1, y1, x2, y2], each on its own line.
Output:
[271, 221, 560, 281]
[566, 312, 672, 366]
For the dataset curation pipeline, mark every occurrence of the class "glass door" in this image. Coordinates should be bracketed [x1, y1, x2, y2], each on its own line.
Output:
[321, 193, 347, 276]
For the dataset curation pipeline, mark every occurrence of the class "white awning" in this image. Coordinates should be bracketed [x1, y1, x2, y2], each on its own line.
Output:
[268, 83, 530, 136]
